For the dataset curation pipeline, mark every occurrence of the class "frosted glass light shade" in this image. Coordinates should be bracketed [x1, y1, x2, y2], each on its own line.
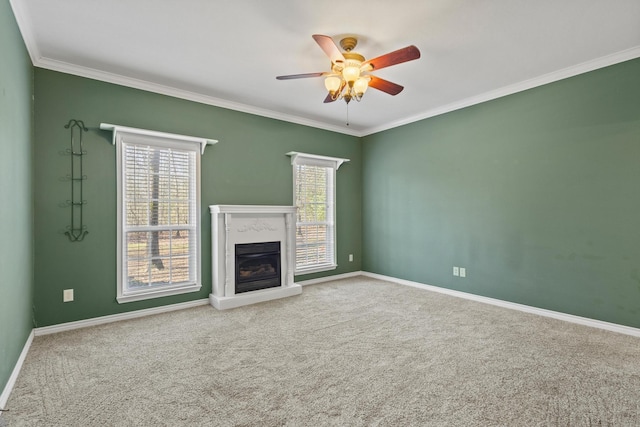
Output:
[342, 65, 360, 83]
[354, 77, 369, 96]
[324, 76, 341, 93]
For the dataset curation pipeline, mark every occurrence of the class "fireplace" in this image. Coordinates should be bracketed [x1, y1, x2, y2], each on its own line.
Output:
[235, 241, 281, 293]
[209, 205, 301, 310]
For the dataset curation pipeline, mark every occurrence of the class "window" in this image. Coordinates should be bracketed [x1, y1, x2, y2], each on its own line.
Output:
[288, 152, 349, 275]
[102, 124, 216, 303]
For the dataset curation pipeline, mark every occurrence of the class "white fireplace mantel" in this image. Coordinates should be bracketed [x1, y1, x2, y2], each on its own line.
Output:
[209, 205, 301, 309]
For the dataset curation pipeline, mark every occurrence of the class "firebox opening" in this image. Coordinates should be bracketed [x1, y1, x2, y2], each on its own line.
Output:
[235, 241, 281, 294]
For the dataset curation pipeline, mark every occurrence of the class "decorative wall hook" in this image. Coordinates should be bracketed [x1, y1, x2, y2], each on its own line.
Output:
[63, 119, 89, 242]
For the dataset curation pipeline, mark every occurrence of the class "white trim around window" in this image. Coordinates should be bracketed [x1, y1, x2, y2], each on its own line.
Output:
[102, 123, 217, 303]
[287, 151, 349, 275]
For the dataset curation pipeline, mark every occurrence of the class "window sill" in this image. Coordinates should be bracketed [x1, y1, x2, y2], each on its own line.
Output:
[295, 264, 337, 276]
[117, 283, 202, 304]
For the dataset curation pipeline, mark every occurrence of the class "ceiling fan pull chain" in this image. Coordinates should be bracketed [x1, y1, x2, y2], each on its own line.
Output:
[346, 103, 349, 126]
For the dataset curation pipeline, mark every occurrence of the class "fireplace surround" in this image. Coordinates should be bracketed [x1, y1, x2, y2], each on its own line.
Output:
[209, 205, 301, 309]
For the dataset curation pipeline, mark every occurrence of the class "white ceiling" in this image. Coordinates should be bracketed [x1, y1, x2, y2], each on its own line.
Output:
[10, 0, 640, 137]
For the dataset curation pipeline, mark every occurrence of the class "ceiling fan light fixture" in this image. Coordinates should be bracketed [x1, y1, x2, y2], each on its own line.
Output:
[342, 65, 360, 84]
[276, 34, 420, 106]
[324, 76, 341, 94]
[341, 54, 363, 85]
[354, 76, 370, 97]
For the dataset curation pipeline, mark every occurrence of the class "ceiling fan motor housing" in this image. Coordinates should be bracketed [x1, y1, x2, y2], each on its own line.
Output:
[339, 36, 358, 52]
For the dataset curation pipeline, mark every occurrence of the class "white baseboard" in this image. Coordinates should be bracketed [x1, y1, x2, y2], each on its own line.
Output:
[296, 271, 363, 286]
[34, 299, 209, 336]
[7, 269, 636, 415]
[0, 330, 34, 412]
[361, 272, 640, 338]
[31, 271, 364, 334]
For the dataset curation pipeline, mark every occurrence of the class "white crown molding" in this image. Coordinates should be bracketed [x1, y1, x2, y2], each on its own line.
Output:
[9, 0, 639, 139]
[34, 299, 209, 336]
[34, 56, 363, 137]
[361, 272, 640, 338]
[34, 46, 640, 139]
[8, 0, 360, 138]
[0, 330, 34, 411]
[362, 46, 640, 136]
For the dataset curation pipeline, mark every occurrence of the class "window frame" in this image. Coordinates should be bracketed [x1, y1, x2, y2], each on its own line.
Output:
[103, 123, 216, 303]
[287, 152, 349, 275]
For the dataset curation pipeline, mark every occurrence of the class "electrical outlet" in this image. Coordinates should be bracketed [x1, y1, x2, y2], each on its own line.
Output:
[63, 289, 74, 302]
[460, 267, 466, 278]
[453, 266, 459, 276]
[349, 254, 354, 262]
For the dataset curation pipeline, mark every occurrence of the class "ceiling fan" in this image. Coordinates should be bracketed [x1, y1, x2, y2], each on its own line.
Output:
[276, 34, 421, 104]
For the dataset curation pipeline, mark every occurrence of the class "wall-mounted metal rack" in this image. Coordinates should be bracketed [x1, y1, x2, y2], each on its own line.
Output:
[63, 119, 89, 242]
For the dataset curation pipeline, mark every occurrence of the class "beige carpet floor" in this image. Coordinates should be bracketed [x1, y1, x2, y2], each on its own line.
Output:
[3, 277, 640, 426]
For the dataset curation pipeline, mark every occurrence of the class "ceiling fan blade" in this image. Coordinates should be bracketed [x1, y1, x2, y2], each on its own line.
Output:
[362, 45, 421, 71]
[323, 93, 336, 103]
[276, 72, 327, 80]
[312, 34, 346, 65]
[368, 76, 404, 95]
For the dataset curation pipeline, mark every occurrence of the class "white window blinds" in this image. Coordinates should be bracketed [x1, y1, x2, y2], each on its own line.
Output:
[122, 143, 197, 290]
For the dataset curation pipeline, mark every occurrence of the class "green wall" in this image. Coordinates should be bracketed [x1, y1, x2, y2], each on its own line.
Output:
[33, 69, 362, 327]
[0, 0, 34, 400]
[5, 1, 639, 361]
[362, 58, 640, 328]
